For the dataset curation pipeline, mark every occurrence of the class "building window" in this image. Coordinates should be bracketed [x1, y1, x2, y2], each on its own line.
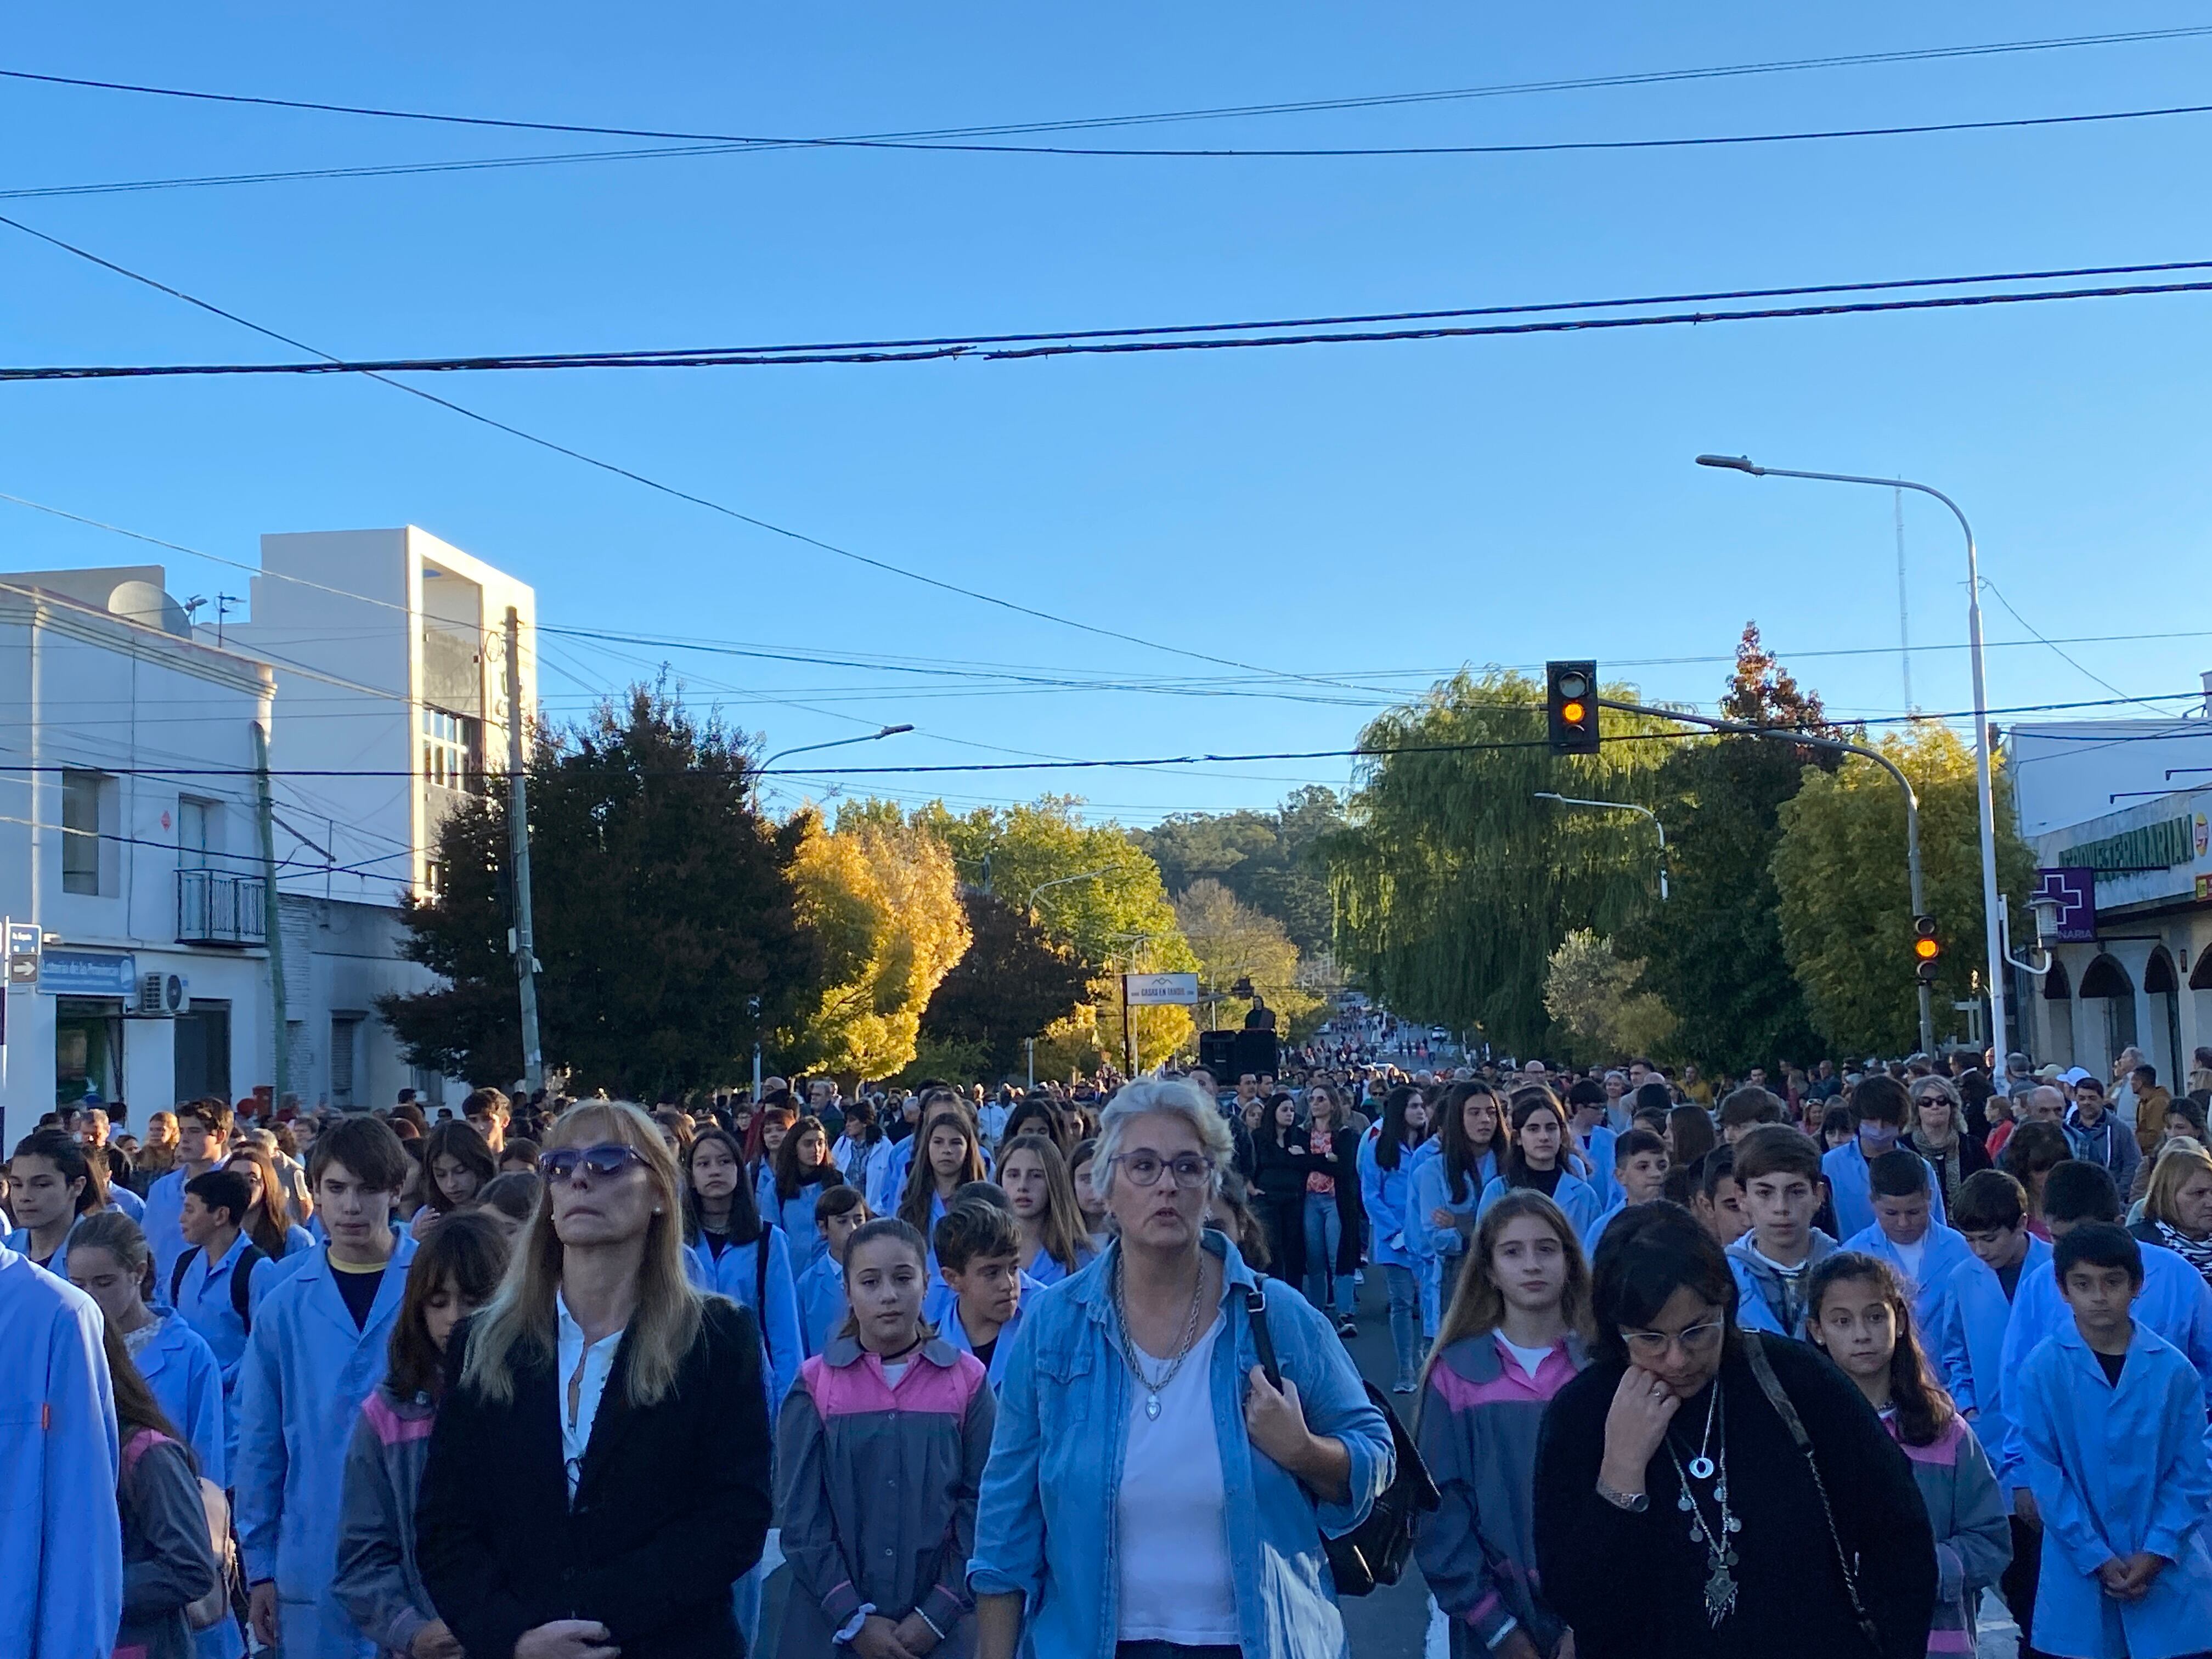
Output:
[61, 770, 104, 894]
[330, 1014, 362, 1108]
[177, 797, 217, 869]
[421, 707, 481, 793]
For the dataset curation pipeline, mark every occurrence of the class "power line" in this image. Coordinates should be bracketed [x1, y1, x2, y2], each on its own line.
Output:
[3, 26, 2204, 149]
[11, 269, 2212, 381]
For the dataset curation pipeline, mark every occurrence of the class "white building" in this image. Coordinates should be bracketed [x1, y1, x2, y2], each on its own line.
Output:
[0, 570, 275, 1148]
[2007, 690, 2212, 1088]
[1, 527, 538, 1143]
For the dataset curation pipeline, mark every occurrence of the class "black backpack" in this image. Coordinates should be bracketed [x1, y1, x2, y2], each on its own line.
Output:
[1242, 1282, 1439, 1597]
[170, 1242, 264, 1333]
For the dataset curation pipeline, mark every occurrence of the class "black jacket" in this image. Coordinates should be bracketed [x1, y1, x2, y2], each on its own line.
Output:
[416, 1296, 774, 1659]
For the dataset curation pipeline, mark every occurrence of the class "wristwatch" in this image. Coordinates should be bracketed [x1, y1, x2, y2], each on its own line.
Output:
[1595, 1477, 1649, 1513]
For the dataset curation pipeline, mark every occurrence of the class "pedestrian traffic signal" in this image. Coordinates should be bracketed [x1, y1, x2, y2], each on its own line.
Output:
[1547, 661, 1600, 755]
[1912, 915, 1940, 983]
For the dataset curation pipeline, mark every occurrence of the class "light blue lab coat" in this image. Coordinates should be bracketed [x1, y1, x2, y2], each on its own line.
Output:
[765, 1178, 838, 1276]
[234, 1235, 417, 1659]
[683, 1226, 802, 1417]
[142, 1165, 196, 1305]
[1931, 1234, 2052, 1492]
[1825, 1137, 1948, 1240]
[1841, 1217, 1977, 1343]
[0, 1242, 122, 1659]
[870, 1133, 916, 1216]
[1476, 1170, 1602, 1237]
[2000, 1239, 2212, 1479]
[2015, 1322, 2212, 1659]
[930, 1268, 1046, 1392]
[796, 1249, 848, 1357]
[108, 1181, 145, 1222]
[1358, 1131, 1423, 1268]
[1407, 1144, 1495, 1331]
[1575, 1123, 1619, 1210]
[4, 1221, 80, 1281]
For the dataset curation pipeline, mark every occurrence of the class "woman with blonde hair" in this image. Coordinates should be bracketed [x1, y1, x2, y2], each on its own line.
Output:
[2130, 1137, 2212, 1286]
[415, 1101, 774, 1659]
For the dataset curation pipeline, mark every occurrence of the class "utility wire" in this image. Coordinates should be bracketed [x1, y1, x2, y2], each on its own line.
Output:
[3, 26, 2205, 148]
[9, 269, 2211, 380]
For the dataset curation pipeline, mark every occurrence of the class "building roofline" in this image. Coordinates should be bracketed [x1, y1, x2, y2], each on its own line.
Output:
[0, 579, 275, 697]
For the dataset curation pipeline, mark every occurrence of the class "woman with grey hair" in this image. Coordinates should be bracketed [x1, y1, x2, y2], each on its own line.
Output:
[968, 1079, 1393, 1659]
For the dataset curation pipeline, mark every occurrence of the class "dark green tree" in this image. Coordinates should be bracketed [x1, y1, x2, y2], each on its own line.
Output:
[1623, 624, 1839, 1074]
[917, 889, 1096, 1079]
[1132, 785, 1343, 955]
[380, 685, 820, 1097]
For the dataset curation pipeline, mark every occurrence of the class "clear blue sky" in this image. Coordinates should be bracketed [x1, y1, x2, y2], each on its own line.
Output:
[4, 3, 2210, 823]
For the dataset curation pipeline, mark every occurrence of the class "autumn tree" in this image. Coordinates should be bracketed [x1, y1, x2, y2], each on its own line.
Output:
[1173, 878, 1325, 1039]
[1135, 786, 1344, 955]
[1544, 930, 1675, 1061]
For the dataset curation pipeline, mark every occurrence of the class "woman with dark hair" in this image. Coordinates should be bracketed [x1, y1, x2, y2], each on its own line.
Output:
[1297, 1084, 1364, 1334]
[1666, 1105, 1717, 1171]
[104, 1318, 223, 1659]
[680, 1127, 803, 1418]
[1999, 1119, 2072, 1238]
[1819, 1104, 1854, 1150]
[1480, 1091, 1601, 1236]
[1532, 1203, 1937, 1659]
[1359, 1083, 1432, 1392]
[222, 1146, 315, 1262]
[420, 1120, 497, 1221]
[998, 1096, 1060, 1157]
[1410, 1081, 1504, 1335]
[335, 1211, 509, 1659]
[1249, 1094, 1312, 1288]
[765, 1115, 842, 1274]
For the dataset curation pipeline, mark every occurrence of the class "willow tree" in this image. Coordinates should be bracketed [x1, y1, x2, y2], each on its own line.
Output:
[1324, 668, 1686, 1055]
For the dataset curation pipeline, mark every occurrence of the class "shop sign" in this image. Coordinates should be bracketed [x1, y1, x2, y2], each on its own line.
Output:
[1124, 972, 1201, 1006]
[37, 949, 138, 997]
[2057, 815, 2199, 875]
[2035, 868, 2097, 942]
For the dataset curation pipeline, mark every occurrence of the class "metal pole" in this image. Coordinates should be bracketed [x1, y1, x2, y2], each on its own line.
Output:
[1533, 793, 1669, 901]
[1121, 973, 1135, 1079]
[505, 608, 543, 1093]
[1026, 1037, 1035, 1091]
[1697, 457, 2004, 1058]
[1599, 697, 1936, 1054]
[252, 721, 289, 1107]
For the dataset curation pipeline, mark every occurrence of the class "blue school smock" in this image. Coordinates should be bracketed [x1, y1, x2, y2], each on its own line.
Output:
[1408, 1147, 1494, 1331]
[1931, 1234, 2052, 1493]
[796, 1250, 848, 1357]
[683, 1226, 803, 1417]
[1476, 1170, 1602, 1237]
[1576, 1124, 1619, 1210]
[1359, 1131, 1424, 1268]
[234, 1235, 417, 1659]
[933, 1270, 1045, 1392]
[5, 1221, 80, 1280]
[143, 1165, 195, 1303]
[108, 1180, 145, 1222]
[1841, 1218, 1976, 1342]
[1825, 1138, 1949, 1240]
[1999, 1239, 2212, 1479]
[870, 1135, 915, 1216]
[2015, 1321, 2212, 1659]
[0, 1242, 122, 1659]
[766, 1179, 839, 1276]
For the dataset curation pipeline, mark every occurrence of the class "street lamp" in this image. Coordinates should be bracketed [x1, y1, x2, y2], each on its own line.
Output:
[1697, 453, 2009, 1057]
[1028, 866, 1119, 915]
[754, 724, 915, 799]
[1534, 792, 1669, 900]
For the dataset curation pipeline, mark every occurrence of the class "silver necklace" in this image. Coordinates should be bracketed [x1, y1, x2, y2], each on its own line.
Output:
[1112, 1256, 1206, 1421]
[1667, 1385, 1740, 1627]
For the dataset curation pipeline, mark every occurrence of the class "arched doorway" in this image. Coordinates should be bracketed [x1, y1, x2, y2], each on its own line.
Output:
[2078, 953, 2136, 1077]
[2041, 957, 2074, 1068]
[2145, 948, 2182, 1092]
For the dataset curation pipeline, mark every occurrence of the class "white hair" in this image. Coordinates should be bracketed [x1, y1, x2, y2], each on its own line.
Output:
[1095, 1079, 1235, 1200]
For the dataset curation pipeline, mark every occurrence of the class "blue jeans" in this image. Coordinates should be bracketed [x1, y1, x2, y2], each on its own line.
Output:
[1302, 1193, 1352, 1314]
[1380, 1262, 1421, 1384]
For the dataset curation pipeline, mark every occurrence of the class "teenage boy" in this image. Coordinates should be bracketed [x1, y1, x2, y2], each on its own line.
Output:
[2062, 1075, 2142, 1196]
[144, 1098, 232, 1298]
[1841, 1148, 1973, 1341]
[235, 1115, 416, 1659]
[1581, 1129, 1668, 1257]
[1717, 1085, 1786, 1147]
[5, 1128, 97, 1278]
[1692, 1145, 1751, 1249]
[1825, 1074, 1948, 1240]
[799, 1184, 867, 1357]
[2013, 1223, 2212, 1657]
[1934, 1168, 2052, 1654]
[1726, 1126, 1836, 1338]
[1563, 1080, 1618, 1208]
[2000, 1162, 2212, 1480]
[171, 1167, 261, 1462]
[929, 1200, 1040, 1391]
[461, 1086, 509, 1153]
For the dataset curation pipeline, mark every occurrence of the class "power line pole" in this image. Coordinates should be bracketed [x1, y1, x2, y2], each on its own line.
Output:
[252, 720, 289, 1107]
[505, 607, 543, 1093]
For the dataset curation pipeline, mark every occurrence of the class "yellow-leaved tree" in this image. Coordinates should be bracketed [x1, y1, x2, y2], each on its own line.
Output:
[783, 813, 970, 1077]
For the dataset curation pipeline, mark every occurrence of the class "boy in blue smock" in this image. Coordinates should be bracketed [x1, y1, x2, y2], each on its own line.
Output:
[1825, 1073, 1948, 1240]
[1727, 1124, 1837, 1338]
[928, 1199, 1039, 1393]
[799, 1183, 867, 1357]
[1842, 1147, 1973, 1340]
[2014, 1222, 2212, 1659]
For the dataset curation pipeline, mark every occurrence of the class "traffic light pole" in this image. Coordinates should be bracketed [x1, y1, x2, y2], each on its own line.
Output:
[1598, 698, 1936, 1056]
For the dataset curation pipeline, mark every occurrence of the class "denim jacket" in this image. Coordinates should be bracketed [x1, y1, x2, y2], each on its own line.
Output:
[967, 1230, 1393, 1659]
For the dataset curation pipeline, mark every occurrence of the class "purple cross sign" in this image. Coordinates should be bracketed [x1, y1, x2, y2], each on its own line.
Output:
[2035, 867, 2096, 943]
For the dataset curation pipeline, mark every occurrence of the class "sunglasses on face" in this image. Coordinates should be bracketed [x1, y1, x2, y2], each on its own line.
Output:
[539, 1143, 648, 1184]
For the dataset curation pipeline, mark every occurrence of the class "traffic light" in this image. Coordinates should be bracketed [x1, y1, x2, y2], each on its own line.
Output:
[1912, 915, 1941, 983]
[1547, 661, 1600, 755]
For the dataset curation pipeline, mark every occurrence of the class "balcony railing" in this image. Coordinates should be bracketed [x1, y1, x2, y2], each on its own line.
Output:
[177, 868, 267, 946]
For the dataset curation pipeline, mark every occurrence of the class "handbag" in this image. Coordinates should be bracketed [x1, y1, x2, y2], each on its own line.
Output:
[1240, 1283, 1438, 1596]
[1740, 1332, 1883, 1656]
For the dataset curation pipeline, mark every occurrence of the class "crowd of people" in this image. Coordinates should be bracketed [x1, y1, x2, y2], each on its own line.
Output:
[5, 1025, 2212, 1658]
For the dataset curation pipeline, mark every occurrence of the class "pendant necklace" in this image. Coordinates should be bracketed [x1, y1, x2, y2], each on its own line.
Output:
[1113, 1256, 1206, 1421]
[1666, 1384, 1740, 1628]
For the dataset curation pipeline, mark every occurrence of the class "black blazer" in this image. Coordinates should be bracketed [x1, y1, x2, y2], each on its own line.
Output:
[416, 1296, 774, 1659]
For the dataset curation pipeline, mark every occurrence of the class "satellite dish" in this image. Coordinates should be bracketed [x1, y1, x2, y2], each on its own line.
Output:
[108, 580, 193, 637]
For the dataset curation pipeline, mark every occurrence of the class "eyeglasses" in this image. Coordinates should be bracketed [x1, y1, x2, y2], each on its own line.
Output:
[539, 1143, 647, 1184]
[1620, 1319, 1726, 1363]
[1109, 1152, 1215, 1189]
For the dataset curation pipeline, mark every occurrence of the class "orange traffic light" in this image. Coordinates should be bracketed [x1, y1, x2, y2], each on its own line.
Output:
[1547, 662, 1600, 755]
[1912, 915, 1940, 983]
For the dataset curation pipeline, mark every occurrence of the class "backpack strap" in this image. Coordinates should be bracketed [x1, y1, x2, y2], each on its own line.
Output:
[1240, 1282, 1283, 1391]
[230, 1245, 262, 1333]
[120, 1427, 172, 1477]
[168, 1246, 201, 1308]
[754, 1237, 773, 1367]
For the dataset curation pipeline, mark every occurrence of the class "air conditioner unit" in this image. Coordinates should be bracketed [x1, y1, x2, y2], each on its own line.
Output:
[136, 972, 190, 1016]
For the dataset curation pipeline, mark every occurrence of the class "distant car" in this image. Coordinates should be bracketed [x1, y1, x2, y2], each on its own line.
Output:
[1429, 1026, 1449, 1041]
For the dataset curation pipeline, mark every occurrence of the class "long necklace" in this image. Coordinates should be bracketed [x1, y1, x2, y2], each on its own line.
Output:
[1666, 1384, 1740, 1627]
[1111, 1255, 1206, 1421]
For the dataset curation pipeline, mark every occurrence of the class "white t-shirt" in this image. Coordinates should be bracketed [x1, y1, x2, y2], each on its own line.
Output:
[1892, 1234, 1927, 1284]
[1116, 1312, 1239, 1645]
[1497, 1335, 1553, 1379]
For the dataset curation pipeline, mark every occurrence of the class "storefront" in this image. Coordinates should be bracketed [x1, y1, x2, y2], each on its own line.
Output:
[38, 948, 136, 1110]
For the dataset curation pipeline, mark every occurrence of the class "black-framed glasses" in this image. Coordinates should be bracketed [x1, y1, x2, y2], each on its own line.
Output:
[1109, 1151, 1215, 1189]
[539, 1143, 647, 1184]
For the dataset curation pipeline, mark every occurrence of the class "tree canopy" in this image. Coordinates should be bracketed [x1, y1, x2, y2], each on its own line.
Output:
[1172, 878, 1327, 1040]
[1134, 786, 1343, 956]
[917, 888, 1096, 1081]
